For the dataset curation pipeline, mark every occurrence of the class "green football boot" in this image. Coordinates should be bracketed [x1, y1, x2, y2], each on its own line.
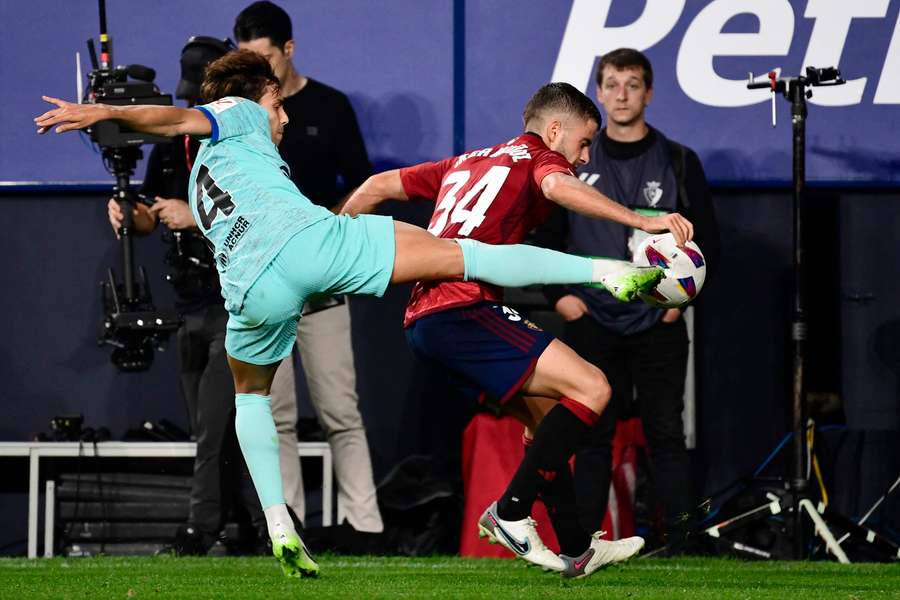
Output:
[589, 265, 664, 303]
[272, 529, 319, 578]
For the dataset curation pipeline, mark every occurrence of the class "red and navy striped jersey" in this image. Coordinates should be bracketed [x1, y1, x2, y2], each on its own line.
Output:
[399, 133, 573, 326]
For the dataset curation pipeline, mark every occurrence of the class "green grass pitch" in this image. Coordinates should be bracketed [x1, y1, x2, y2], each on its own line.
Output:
[1, 555, 898, 599]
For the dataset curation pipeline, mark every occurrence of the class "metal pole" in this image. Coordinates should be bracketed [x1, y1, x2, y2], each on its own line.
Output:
[789, 78, 809, 560]
[116, 168, 137, 303]
[27, 450, 39, 559]
[97, 0, 110, 69]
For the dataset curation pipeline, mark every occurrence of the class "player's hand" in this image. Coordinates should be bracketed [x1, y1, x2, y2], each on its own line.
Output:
[34, 96, 109, 134]
[555, 294, 589, 322]
[340, 189, 370, 216]
[149, 198, 197, 230]
[641, 212, 694, 247]
[661, 307, 682, 323]
[107, 198, 156, 238]
[107, 198, 124, 235]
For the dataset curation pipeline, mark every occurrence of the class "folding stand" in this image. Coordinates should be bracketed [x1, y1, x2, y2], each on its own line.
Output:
[702, 66, 852, 561]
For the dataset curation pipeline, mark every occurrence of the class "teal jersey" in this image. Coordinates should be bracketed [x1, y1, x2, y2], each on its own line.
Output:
[188, 96, 332, 312]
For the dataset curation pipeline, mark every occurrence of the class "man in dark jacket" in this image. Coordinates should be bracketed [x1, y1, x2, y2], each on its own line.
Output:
[539, 48, 720, 553]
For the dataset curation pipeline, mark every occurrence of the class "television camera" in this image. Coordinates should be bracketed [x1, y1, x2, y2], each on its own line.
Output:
[84, 0, 181, 371]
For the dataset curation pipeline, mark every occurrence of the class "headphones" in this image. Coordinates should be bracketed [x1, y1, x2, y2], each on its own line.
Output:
[177, 36, 236, 101]
[181, 35, 236, 56]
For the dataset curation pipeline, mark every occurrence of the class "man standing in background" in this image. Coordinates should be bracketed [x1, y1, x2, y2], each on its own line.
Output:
[233, 1, 384, 540]
[539, 48, 720, 554]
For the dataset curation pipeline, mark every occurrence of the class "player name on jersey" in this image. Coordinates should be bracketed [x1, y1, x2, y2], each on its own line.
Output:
[454, 142, 533, 169]
[400, 133, 573, 326]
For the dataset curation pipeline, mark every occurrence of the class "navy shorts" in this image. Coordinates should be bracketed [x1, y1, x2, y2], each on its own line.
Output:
[405, 302, 555, 405]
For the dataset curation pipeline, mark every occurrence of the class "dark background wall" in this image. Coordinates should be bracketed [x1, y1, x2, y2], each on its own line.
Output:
[3, 188, 897, 553]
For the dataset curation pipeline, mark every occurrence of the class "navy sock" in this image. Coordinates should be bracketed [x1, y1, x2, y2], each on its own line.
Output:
[497, 400, 598, 522]
[519, 435, 589, 556]
[540, 455, 589, 556]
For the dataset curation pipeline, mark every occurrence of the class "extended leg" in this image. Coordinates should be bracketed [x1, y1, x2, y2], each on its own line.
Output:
[389, 221, 661, 300]
[268, 356, 306, 523]
[229, 356, 318, 577]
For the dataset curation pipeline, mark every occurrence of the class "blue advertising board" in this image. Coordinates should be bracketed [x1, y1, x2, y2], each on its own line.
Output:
[2, 1, 898, 185]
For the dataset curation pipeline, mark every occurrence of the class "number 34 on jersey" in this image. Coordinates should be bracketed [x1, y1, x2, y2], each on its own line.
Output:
[427, 165, 511, 237]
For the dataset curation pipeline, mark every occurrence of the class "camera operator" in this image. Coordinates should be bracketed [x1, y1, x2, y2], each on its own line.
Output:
[106, 36, 265, 555]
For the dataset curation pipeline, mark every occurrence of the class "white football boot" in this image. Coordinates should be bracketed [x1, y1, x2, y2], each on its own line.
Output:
[559, 531, 645, 578]
[478, 501, 566, 572]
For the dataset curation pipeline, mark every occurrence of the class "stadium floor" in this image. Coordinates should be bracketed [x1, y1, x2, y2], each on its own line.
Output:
[1, 555, 898, 599]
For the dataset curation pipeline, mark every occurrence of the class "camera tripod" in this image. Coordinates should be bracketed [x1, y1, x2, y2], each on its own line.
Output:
[701, 67, 857, 562]
[98, 147, 181, 371]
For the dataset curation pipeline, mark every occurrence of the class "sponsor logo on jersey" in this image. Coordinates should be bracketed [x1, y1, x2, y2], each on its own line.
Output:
[523, 319, 543, 332]
[643, 181, 662, 207]
[208, 97, 238, 114]
[223, 215, 251, 252]
[579, 172, 601, 186]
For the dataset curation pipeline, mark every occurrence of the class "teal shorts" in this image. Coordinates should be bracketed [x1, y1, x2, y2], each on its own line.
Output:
[225, 214, 396, 365]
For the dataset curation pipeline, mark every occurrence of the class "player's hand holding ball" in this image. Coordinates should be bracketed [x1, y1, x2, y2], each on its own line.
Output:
[633, 233, 706, 308]
[640, 212, 693, 247]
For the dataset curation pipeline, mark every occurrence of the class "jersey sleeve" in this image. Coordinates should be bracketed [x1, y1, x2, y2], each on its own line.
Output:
[399, 157, 455, 201]
[195, 97, 268, 144]
[531, 149, 574, 190]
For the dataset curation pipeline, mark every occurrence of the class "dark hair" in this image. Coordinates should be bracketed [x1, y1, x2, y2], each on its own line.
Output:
[596, 48, 653, 89]
[233, 1, 293, 49]
[522, 82, 602, 128]
[200, 49, 280, 103]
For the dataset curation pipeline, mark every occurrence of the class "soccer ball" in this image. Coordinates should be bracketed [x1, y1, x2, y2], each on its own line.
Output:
[633, 233, 706, 308]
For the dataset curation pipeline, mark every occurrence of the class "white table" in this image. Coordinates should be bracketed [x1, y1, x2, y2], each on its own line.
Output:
[0, 441, 332, 558]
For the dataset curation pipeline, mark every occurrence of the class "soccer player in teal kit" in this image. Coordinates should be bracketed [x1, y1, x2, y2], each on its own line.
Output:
[35, 50, 687, 577]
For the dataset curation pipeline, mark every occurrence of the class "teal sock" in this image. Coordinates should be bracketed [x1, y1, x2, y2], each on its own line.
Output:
[456, 239, 593, 286]
[234, 393, 285, 509]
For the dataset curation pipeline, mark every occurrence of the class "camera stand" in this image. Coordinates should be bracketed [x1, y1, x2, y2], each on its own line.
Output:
[106, 146, 144, 304]
[701, 67, 854, 562]
[98, 147, 181, 371]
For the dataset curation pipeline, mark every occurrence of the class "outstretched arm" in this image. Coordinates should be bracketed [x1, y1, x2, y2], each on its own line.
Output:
[34, 96, 211, 138]
[541, 171, 694, 245]
[340, 170, 406, 216]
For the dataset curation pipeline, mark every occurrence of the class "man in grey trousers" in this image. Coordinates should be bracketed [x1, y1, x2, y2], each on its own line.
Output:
[269, 301, 383, 534]
[235, 1, 383, 535]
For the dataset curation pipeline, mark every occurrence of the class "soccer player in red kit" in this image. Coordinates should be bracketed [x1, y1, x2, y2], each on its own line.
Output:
[343, 83, 693, 577]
